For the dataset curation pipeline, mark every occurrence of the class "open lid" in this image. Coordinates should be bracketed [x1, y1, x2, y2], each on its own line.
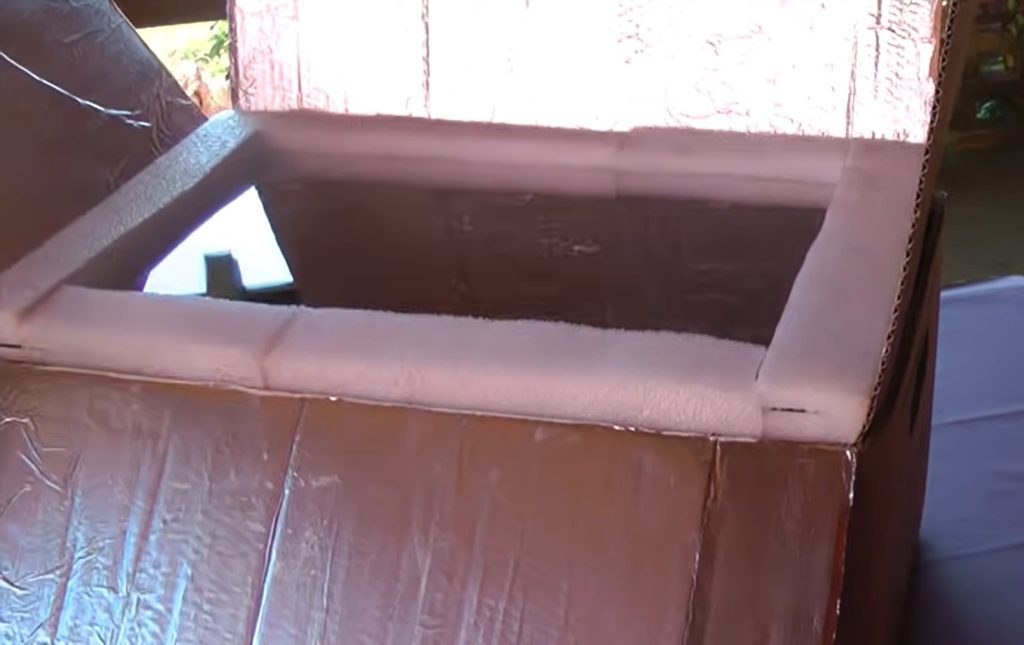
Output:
[0, 0, 203, 274]
[233, 0, 944, 142]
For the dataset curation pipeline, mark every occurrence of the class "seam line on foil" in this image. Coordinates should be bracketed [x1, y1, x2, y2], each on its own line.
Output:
[246, 399, 307, 644]
[681, 439, 720, 643]
[257, 307, 300, 390]
[0, 50, 150, 128]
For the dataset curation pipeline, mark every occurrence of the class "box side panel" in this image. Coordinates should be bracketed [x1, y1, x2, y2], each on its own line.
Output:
[0, 363, 712, 644]
[0, 363, 302, 643]
[0, 1, 203, 274]
[835, 178, 944, 645]
[686, 441, 853, 645]
[252, 398, 712, 644]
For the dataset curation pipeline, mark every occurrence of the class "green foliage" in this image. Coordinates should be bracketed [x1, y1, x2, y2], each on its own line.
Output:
[141, 20, 230, 81]
[178, 21, 230, 80]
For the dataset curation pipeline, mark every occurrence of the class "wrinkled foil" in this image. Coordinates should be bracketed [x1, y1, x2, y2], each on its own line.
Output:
[0, 0, 202, 274]
[0, 363, 856, 644]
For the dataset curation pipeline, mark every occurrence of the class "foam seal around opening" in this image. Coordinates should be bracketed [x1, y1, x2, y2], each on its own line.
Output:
[6, 286, 767, 438]
[0, 113, 929, 444]
[757, 140, 926, 443]
[264, 307, 767, 436]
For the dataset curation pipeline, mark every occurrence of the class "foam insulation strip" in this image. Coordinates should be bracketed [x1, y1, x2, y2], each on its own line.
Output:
[251, 112, 848, 206]
[0, 112, 922, 443]
[0, 111, 846, 345]
[8, 286, 766, 438]
[758, 140, 927, 443]
[262, 306, 766, 436]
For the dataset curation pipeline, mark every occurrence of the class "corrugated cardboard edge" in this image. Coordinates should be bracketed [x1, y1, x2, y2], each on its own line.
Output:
[863, 0, 976, 436]
[835, 181, 945, 644]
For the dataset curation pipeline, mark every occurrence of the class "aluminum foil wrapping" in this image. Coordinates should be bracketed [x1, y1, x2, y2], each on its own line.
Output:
[0, 0, 203, 274]
[0, 362, 855, 644]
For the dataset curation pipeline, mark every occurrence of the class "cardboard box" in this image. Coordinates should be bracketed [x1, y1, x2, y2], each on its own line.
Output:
[0, 205, 942, 642]
[0, 114, 943, 645]
[0, 0, 975, 643]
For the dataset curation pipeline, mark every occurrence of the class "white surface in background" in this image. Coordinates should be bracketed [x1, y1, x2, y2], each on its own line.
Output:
[144, 187, 293, 295]
[908, 276, 1024, 645]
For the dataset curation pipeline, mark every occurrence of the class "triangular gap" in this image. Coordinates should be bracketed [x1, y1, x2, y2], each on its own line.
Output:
[144, 187, 294, 297]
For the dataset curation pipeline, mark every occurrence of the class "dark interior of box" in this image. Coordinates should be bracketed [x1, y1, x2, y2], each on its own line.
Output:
[247, 181, 825, 346]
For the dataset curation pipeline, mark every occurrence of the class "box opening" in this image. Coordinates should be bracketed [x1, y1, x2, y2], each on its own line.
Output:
[137, 178, 823, 346]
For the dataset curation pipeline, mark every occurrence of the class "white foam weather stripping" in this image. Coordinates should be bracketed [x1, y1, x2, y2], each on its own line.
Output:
[0, 111, 924, 444]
